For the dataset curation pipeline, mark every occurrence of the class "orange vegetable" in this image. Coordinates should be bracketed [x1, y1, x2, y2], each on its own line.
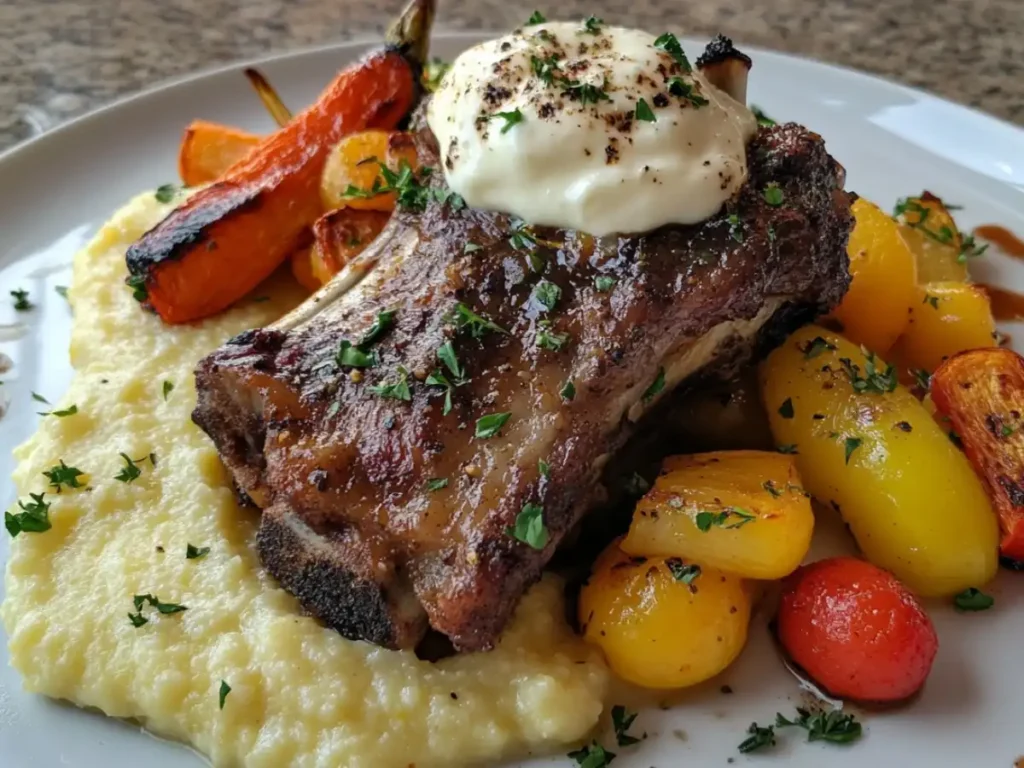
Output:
[320, 130, 420, 212]
[777, 557, 938, 702]
[895, 192, 969, 283]
[291, 208, 391, 290]
[177, 120, 263, 187]
[289, 246, 321, 293]
[930, 348, 1024, 561]
[125, 0, 430, 324]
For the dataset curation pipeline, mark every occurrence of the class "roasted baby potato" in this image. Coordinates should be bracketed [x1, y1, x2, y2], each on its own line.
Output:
[579, 540, 751, 689]
[622, 451, 813, 580]
[760, 325, 998, 596]
[320, 129, 420, 212]
[831, 198, 917, 353]
[891, 282, 997, 374]
[931, 348, 1024, 561]
[894, 192, 969, 283]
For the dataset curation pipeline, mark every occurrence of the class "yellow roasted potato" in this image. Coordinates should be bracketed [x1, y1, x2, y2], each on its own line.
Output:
[579, 540, 751, 689]
[890, 282, 997, 375]
[320, 130, 419, 212]
[895, 193, 969, 283]
[831, 198, 917, 353]
[760, 325, 998, 596]
[622, 451, 813, 579]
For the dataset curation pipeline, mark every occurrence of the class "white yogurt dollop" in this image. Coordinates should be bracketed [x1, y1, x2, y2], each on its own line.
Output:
[427, 22, 757, 237]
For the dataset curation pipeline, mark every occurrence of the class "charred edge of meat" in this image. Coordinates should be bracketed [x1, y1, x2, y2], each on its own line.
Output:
[696, 35, 752, 104]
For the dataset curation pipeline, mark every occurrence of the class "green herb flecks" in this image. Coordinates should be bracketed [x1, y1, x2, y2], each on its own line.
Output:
[777, 443, 798, 454]
[219, 680, 231, 709]
[10, 288, 32, 311]
[126, 273, 148, 302]
[957, 233, 989, 263]
[530, 53, 561, 85]
[186, 544, 210, 560]
[162, 380, 174, 400]
[594, 275, 615, 292]
[581, 15, 604, 34]
[667, 77, 709, 107]
[954, 587, 994, 611]
[838, 350, 898, 394]
[538, 459, 551, 479]
[653, 32, 692, 72]
[560, 380, 576, 401]
[695, 507, 757, 532]
[738, 722, 776, 753]
[506, 503, 548, 549]
[533, 280, 562, 311]
[611, 704, 642, 746]
[488, 108, 524, 134]
[154, 184, 179, 203]
[536, 322, 569, 351]
[568, 742, 616, 767]
[43, 460, 85, 492]
[345, 161, 433, 212]
[426, 477, 449, 492]
[525, 10, 546, 25]
[475, 411, 511, 438]
[55, 285, 69, 300]
[923, 293, 940, 309]
[39, 404, 78, 418]
[450, 302, 509, 338]
[359, 309, 397, 347]
[665, 558, 701, 585]
[635, 98, 656, 122]
[337, 340, 374, 368]
[801, 336, 837, 359]
[778, 398, 795, 419]
[5, 493, 52, 537]
[843, 436, 863, 464]
[128, 593, 188, 628]
[763, 480, 783, 498]
[642, 367, 665, 403]
[116, 453, 152, 484]
[751, 105, 776, 126]
[368, 366, 412, 401]
[422, 58, 450, 92]
[775, 708, 862, 745]
[763, 182, 785, 206]
[727, 213, 744, 243]
[463, 242, 482, 254]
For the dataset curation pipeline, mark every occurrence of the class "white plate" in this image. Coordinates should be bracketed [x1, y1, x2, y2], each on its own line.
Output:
[2, 32, 1024, 768]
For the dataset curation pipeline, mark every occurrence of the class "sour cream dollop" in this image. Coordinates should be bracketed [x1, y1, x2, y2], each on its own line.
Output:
[427, 22, 758, 237]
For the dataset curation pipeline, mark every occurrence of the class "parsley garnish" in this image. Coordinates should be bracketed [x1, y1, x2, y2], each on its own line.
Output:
[530, 53, 561, 85]
[219, 680, 231, 709]
[560, 380, 576, 401]
[39, 404, 78, 418]
[186, 544, 210, 560]
[5, 493, 52, 537]
[594, 275, 615, 292]
[843, 436, 863, 464]
[475, 411, 511, 438]
[801, 336, 836, 359]
[463, 242, 482, 254]
[957, 234, 988, 263]
[839, 352, 897, 394]
[667, 77, 709, 107]
[488, 108, 524, 134]
[345, 161, 433, 212]
[31, 392, 49, 404]
[536, 323, 569, 351]
[763, 182, 785, 206]
[581, 15, 604, 34]
[763, 480, 782, 498]
[778, 398, 795, 419]
[116, 453, 150, 483]
[738, 722, 776, 753]
[568, 742, 616, 767]
[337, 340, 374, 368]
[507, 503, 549, 549]
[368, 366, 412, 401]
[777, 443, 798, 454]
[642, 367, 665, 403]
[126, 273, 148, 302]
[43, 460, 85, 492]
[728, 213, 744, 243]
[525, 10, 546, 24]
[538, 459, 551, 478]
[154, 184, 178, 203]
[55, 285, 69, 300]
[923, 293, 940, 309]
[611, 704, 642, 746]
[422, 58, 450, 92]
[11, 288, 32, 311]
[751, 105, 776, 126]
[359, 309, 396, 347]
[635, 98, 656, 122]
[954, 587, 994, 611]
[653, 32, 692, 72]
[426, 477, 449, 491]
[695, 507, 756, 531]
[911, 368, 932, 390]
[437, 340, 466, 382]
[533, 280, 562, 311]
[665, 557, 701, 585]
[561, 78, 611, 106]
[162, 380, 174, 400]
[775, 708, 862, 745]
[128, 594, 188, 627]
[450, 302, 509, 338]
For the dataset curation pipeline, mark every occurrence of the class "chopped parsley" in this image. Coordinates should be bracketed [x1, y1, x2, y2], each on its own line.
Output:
[763, 480, 782, 498]
[344, 160, 433, 212]
[695, 507, 757, 531]
[839, 351, 898, 394]
[39, 404, 78, 418]
[777, 443, 798, 454]
[115, 453, 150, 483]
[475, 411, 511, 438]
[425, 369, 456, 415]
[642, 367, 665, 403]
[957, 233, 988, 263]
[219, 680, 231, 709]
[368, 366, 412, 401]
[653, 32, 692, 72]
[562, 78, 611, 106]
[11, 288, 32, 311]
[775, 708, 862, 745]
[763, 182, 785, 206]
[463, 242, 482, 254]
[568, 742, 616, 767]
[186, 544, 210, 560]
[359, 309, 396, 347]
[509, 220, 540, 250]
[525, 10, 546, 24]
[422, 57, 450, 92]
[5, 493, 52, 537]
[162, 380, 174, 400]
[954, 587, 994, 611]
[801, 336, 836, 359]
[533, 280, 562, 311]
[738, 722, 776, 753]
[530, 53, 561, 85]
[488, 108, 524, 134]
[727, 213, 744, 243]
[536, 323, 569, 351]
[55, 285, 69, 300]
[923, 293, 940, 309]
[843, 436, 864, 464]
[538, 459, 551, 478]
[450, 302, 508, 338]
[581, 15, 604, 34]
[751, 105, 776, 126]
[594, 275, 615, 292]
[43, 460, 85, 492]
[560, 380, 576, 401]
[506, 503, 549, 549]
[437, 340, 466, 382]
[611, 704, 642, 746]
[667, 77, 709, 107]
[337, 341, 374, 368]
[154, 184, 178, 203]
[665, 557, 701, 585]
[778, 397, 795, 419]
[426, 477, 449, 491]
[31, 392, 49, 404]
[128, 593, 188, 627]
[126, 273, 148, 302]
[635, 98, 656, 122]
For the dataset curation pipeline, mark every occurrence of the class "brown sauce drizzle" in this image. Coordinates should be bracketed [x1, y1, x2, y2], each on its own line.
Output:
[980, 283, 1024, 322]
[975, 224, 1024, 261]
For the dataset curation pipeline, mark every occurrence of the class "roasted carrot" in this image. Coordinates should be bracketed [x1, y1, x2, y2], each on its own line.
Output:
[178, 120, 263, 187]
[930, 348, 1024, 561]
[127, 0, 433, 324]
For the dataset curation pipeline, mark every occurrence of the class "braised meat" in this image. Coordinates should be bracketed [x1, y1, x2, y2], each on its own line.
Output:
[192, 121, 852, 651]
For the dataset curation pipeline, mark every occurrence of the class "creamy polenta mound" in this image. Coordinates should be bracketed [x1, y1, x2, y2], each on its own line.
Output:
[2, 193, 609, 767]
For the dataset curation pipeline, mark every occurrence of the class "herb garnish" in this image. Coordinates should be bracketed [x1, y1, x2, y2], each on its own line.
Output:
[653, 32, 692, 72]
[219, 680, 231, 709]
[923, 293, 940, 309]
[369, 366, 412, 401]
[581, 15, 604, 34]
[751, 105, 776, 126]
[642, 367, 665, 403]
[450, 302, 509, 338]
[568, 742, 615, 767]
[31, 392, 50, 404]
[777, 443, 798, 454]
[162, 380, 174, 400]
[763, 182, 785, 206]
[839, 351, 898, 394]
[957, 233, 988, 263]
[116, 453, 151, 483]
[359, 309, 396, 347]
[127, 594, 188, 627]
[337, 340, 373, 368]
[594, 275, 615, 292]
[727, 213, 744, 243]
[843, 436, 863, 464]
[345, 161, 433, 212]
[695, 507, 757, 531]
[426, 477, 449, 491]
[186, 544, 210, 560]
[635, 98, 656, 122]
[507, 503, 549, 549]
[39, 404, 78, 418]
[778, 398, 795, 419]
[525, 10, 546, 25]
[422, 58, 450, 92]
[562, 78, 611, 106]
[954, 587, 994, 611]
[533, 280, 562, 311]
[154, 184, 178, 203]
[463, 242, 482, 254]
[55, 285, 69, 300]
[536, 322, 569, 351]
[126, 274, 148, 302]
[530, 53, 561, 85]
[611, 704, 642, 746]
[5, 493, 52, 537]
[488, 108, 524, 134]
[763, 480, 782, 498]
[738, 722, 776, 753]
[801, 336, 836, 359]
[667, 77, 709, 107]
[437, 340, 466, 381]
[560, 380, 576, 401]
[11, 288, 32, 311]
[775, 708, 862, 745]
[538, 459, 551, 478]
[43, 460, 85, 492]
[475, 411, 511, 438]
[665, 557, 701, 585]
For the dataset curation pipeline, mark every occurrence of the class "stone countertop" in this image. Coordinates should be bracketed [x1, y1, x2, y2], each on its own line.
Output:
[1, 0, 1021, 151]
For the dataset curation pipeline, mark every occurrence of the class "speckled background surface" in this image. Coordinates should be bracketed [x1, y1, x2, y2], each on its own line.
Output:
[1, 0, 1021, 151]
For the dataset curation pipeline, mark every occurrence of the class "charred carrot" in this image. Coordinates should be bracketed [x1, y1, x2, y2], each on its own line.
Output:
[178, 120, 263, 187]
[127, 0, 433, 324]
[931, 348, 1024, 561]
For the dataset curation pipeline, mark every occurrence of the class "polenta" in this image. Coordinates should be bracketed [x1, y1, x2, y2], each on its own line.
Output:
[2, 193, 608, 767]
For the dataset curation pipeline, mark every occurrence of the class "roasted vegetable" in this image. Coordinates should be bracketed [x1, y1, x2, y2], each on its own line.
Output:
[579, 540, 751, 689]
[243, 67, 294, 127]
[291, 208, 390, 290]
[930, 348, 1024, 561]
[831, 198, 917, 353]
[890, 282, 997, 374]
[760, 325, 998, 596]
[622, 451, 813, 580]
[177, 120, 262, 187]
[126, 0, 433, 324]
[778, 557, 938, 702]
[320, 130, 420, 212]
[894, 192, 968, 283]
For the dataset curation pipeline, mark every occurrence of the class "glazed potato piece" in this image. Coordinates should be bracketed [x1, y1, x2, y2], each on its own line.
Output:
[321, 129, 420, 211]
[891, 281, 997, 374]
[622, 451, 813, 580]
[291, 208, 392, 291]
[894, 193, 969, 283]
[760, 324, 998, 597]
[931, 348, 1024, 561]
[579, 540, 751, 690]
[831, 198, 917, 353]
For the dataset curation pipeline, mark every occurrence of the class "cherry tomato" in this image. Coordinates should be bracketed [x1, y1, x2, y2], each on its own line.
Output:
[777, 557, 938, 702]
